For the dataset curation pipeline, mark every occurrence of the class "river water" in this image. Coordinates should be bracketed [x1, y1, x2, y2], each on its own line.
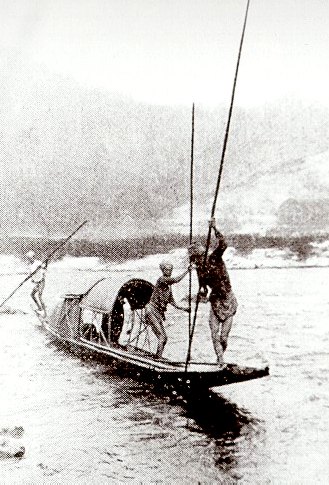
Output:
[0, 262, 328, 483]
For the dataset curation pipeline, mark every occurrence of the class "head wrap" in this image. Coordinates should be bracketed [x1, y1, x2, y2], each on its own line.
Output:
[26, 250, 36, 259]
[159, 260, 173, 271]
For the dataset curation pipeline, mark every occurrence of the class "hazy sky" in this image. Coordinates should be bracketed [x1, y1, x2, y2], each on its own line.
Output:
[1, 0, 329, 106]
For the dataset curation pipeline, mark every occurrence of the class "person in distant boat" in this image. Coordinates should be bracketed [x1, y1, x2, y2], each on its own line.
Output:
[145, 261, 191, 359]
[188, 217, 238, 368]
[26, 250, 47, 318]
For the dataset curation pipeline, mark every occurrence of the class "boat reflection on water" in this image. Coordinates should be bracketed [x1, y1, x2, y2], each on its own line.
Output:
[40, 334, 266, 482]
[184, 388, 258, 439]
[184, 389, 261, 475]
[88, 355, 262, 477]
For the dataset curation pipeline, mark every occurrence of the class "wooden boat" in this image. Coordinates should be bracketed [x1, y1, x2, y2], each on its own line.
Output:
[41, 2, 269, 397]
[43, 276, 269, 395]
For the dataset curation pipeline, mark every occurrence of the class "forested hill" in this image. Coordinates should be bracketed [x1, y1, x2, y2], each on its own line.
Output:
[1, 61, 328, 239]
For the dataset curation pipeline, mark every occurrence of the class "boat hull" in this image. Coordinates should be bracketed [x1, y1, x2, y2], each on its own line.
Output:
[42, 321, 269, 395]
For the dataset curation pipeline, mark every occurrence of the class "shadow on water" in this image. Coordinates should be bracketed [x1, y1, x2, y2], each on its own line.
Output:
[183, 389, 262, 473]
[93, 360, 263, 475]
[46, 339, 263, 476]
[184, 389, 258, 438]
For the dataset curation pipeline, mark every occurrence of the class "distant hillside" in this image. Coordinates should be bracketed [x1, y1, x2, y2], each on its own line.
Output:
[206, 148, 329, 236]
[156, 132, 329, 236]
[1, 59, 329, 238]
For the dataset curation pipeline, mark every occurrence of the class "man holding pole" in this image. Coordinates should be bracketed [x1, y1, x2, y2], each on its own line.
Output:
[0, 221, 87, 314]
[26, 250, 47, 318]
[188, 217, 238, 368]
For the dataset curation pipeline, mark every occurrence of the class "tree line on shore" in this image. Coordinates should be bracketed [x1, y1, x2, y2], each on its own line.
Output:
[1, 233, 327, 263]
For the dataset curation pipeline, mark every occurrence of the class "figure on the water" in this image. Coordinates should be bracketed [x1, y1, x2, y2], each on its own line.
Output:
[188, 217, 238, 368]
[26, 250, 47, 318]
[145, 261, 191, 358]
[0, 426, 25, 459]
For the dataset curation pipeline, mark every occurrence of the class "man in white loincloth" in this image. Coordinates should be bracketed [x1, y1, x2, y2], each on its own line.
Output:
[188, 218, 238, 368]
[145, 261, 191, 358]
[26, 250, 47, 318]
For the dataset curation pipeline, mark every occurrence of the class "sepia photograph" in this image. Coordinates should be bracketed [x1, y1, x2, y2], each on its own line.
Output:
[0, 0, 328, 483]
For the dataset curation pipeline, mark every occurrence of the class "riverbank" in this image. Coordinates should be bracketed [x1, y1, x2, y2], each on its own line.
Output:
[1, 238, 329, 278]
[1, 233, 329, 264]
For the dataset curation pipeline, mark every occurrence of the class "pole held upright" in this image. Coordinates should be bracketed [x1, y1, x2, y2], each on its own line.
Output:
[187, 103, 195, 350]
[186, 0, 251, 367]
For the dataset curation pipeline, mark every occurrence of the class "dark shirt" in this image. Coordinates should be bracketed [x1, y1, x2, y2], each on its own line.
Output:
[196, 229, 232, 300]
[149, 276, 176, 315]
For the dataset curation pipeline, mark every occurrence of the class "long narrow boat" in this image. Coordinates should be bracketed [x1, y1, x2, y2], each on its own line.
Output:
[43, 276, 269, 395]
[42, 1, 269, 397]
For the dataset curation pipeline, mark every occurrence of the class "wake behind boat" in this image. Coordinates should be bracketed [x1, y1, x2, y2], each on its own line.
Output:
[42, 276, 269, 395]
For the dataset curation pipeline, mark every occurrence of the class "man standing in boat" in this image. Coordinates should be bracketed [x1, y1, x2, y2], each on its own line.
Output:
[26, 250, 47, 318]
[145, 261, 191, 359]
[188, 217, 238, 367]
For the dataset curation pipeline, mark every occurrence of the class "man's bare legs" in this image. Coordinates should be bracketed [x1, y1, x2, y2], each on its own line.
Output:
[145, 306, 167, 358]
[31, 281, 46, 316]
[209, 305, 233, 366]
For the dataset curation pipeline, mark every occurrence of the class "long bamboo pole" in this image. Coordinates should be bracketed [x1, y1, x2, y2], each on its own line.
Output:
[0, 220, 88, 308]
[188, 103, 195, 338]
[186, 0, 251, 367]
